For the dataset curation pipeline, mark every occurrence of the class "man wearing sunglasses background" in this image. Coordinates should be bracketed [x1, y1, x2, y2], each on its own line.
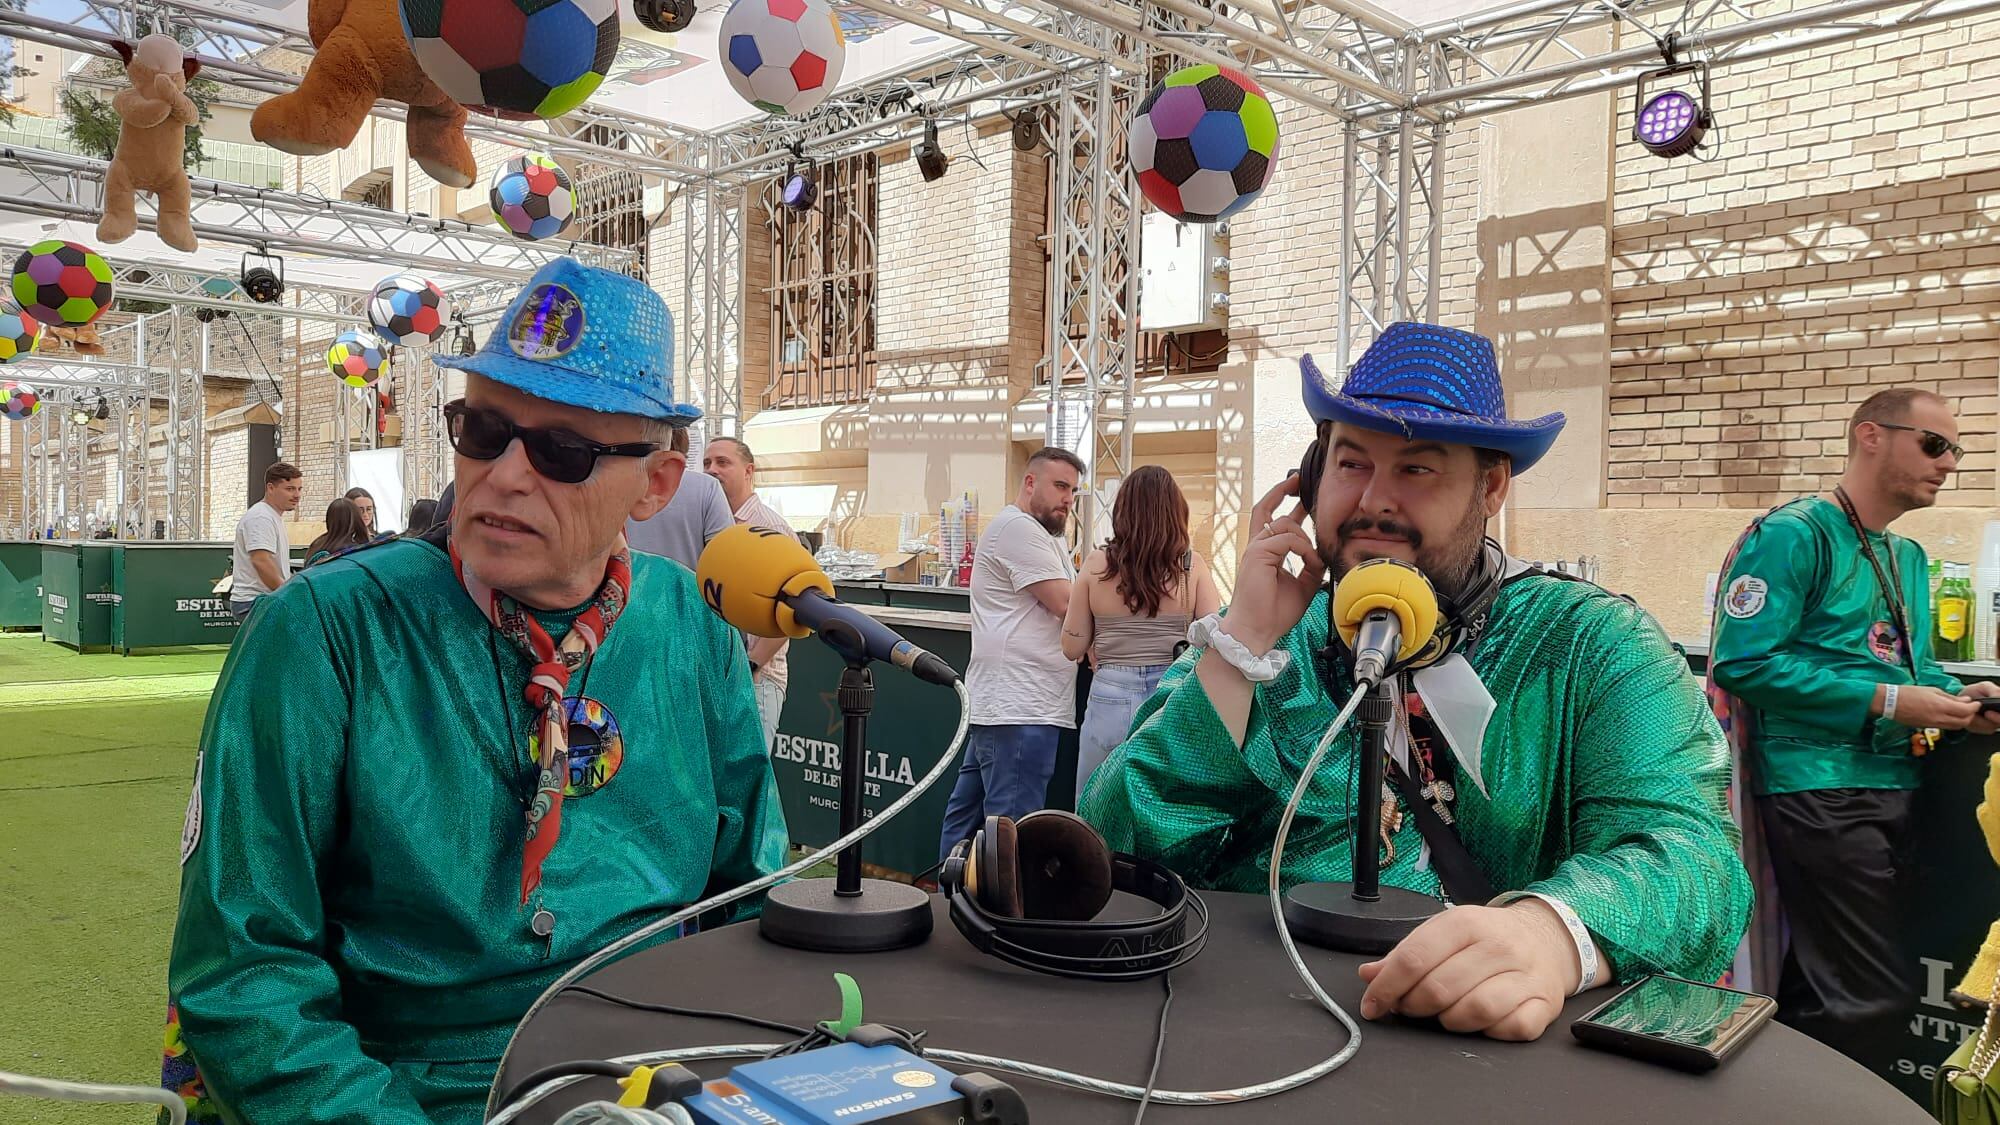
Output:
[1712, 386, 2000, 1065]
[165, 258, 787, 1125]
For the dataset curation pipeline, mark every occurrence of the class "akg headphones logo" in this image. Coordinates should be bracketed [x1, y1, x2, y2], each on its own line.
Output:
[1095, 919, 1186, 962]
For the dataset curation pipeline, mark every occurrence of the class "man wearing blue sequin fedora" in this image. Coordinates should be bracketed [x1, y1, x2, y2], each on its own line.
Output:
[1083, 321, 1750, 1042]
[165, 259, 787, 1124]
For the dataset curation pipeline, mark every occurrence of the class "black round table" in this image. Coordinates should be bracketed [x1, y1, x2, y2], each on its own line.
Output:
[495, 890, 1930, 1123]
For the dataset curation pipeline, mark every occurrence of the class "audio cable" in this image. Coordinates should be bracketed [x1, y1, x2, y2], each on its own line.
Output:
[0, 1069, 189, 1124]
[485, 681, 974, 1118]
[491, 690, 1374, 1121]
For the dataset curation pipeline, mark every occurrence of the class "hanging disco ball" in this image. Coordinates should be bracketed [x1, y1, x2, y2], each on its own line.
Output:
[0, 306, 41, 364]
[489, 153, 577, 241]
[367, 274, 452, 346]
[2, 381, 41, 421]
[326, 328, 390, 388]
[11, 240, 115, 327]
[1130, 64, 1279, 224]
[400, 0, 620, 120]
[720, 0, 847, 117]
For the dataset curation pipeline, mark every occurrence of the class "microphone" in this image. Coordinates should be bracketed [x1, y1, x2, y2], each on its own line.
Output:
[1331, 558, 1440, 687]
[695, 524, 961, 686]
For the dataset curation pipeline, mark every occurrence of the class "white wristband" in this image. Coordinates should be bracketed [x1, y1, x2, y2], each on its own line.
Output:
[1187, 613, 1290, 683]
[1492, 891, 1604, 995]
[1883, 683, 1900, 722]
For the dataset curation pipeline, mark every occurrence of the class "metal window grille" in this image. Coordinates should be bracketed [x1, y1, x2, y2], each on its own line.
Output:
[763, 152, 877, 408]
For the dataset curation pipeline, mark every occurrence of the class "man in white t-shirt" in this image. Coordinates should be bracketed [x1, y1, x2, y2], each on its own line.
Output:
[704, 435, 799, 751]
[937, 447, 1084, 859]
[230, 462, 303, 622]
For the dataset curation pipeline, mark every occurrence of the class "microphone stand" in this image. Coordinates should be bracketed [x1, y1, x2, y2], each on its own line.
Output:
[1282, 669, 1445, 954]
[760, 620, 934, 952]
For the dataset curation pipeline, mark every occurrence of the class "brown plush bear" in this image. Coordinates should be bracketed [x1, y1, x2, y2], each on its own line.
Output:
[96, 35, 201, 253]
[250, 0, 476, 188]
[45, 323, 105, 356]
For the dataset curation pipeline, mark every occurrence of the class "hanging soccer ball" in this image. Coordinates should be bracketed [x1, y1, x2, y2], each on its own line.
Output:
[400, 0, 620, 120]
[0, 306, 41, 364]
[720, 0, 846, 117]
[1130, 64, 1280, 223]
[326, 329, 390, 388]
[2, 381, 41, 421]
[367, 274, 452, 347]
[489, 153, 576, 241]
[10, 240, 115, 327]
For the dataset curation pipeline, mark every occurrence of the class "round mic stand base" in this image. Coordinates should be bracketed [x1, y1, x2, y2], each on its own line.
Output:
[1281, 881, 1443, 955]
[760, 878, 935, 953]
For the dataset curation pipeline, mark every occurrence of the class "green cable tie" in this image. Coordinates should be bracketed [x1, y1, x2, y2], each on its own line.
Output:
[819, 972, 863, 1039]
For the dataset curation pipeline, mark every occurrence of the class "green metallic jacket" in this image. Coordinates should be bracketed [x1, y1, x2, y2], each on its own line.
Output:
[168, 538, 789, 1125]
[1710, 496, 1959, 795]
[1078, 576, 1752, 985]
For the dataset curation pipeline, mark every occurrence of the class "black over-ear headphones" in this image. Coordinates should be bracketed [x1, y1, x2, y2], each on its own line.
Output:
[940, 811, 1208, 982]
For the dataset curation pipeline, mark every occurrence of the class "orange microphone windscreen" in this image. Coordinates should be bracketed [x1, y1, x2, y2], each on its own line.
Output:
[694, 523, 834, 639]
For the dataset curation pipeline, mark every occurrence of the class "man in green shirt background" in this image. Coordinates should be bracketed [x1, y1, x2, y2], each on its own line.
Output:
[1713, 387, 2000, 1065]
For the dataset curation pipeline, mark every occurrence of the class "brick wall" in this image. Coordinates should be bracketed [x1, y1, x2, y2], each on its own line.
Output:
[1608, 4, 2000, 510]
[875, 123, 1026, 392]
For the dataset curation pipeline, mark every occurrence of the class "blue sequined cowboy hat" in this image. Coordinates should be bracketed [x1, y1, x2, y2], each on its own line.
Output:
[434, 257, 701, 425]
[1300, 321, 1565, 472]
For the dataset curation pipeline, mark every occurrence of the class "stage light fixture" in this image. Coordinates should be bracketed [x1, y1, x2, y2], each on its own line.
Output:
[781, 159, 819, 213]
[1633, 56, 1712, 159]
[68, 403, 90, 426]
[915, 118, 948, 182]
[93, 397, 108, 421]
[633, 0, 696, 32]
[1012, 111, 1038, 152]
[241, 251, 285, 304]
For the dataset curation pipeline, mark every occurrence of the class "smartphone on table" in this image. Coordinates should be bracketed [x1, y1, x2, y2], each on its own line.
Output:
[1571, 974, 1776, 1072]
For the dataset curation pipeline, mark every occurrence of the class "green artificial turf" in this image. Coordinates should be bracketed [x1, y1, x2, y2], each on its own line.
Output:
[0, 637, 218, 1123]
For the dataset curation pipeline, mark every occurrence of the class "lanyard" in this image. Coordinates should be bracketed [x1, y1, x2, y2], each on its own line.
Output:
[1832, 488, 1935, 756]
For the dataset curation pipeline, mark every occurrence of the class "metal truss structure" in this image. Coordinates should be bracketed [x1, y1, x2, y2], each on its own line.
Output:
[0, 0, 1994, 544]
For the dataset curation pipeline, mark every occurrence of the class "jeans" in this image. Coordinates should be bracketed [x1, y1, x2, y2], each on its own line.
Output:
[1075, 663, 1170, 799]
[937, 723, 1061, 861]
[754, 675, 785, 754]
[228, 597, 260, 623]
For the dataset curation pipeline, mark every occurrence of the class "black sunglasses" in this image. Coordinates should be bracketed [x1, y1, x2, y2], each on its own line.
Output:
[1874, 422, 1964, 461]
[444, 400, 660, 484]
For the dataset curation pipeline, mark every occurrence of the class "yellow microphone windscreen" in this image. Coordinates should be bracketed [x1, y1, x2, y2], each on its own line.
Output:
[694, 523, 833, 639]
[1331, 558, 1439, 662]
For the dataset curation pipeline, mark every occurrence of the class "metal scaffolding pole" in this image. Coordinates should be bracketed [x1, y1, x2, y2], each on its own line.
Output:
[165, 309, 203, 539]
[683, 145, 746, 441]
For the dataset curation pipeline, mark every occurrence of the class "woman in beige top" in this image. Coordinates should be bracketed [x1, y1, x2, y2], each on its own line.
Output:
[1062, 465, 1222, 799]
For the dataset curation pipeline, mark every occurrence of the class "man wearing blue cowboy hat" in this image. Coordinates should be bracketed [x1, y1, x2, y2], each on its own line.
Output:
[164, 259, 787, 1124]
[1081, 322, 1750, 1042]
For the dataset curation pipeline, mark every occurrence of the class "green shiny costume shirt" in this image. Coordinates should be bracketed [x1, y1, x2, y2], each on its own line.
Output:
[1710, 496, 1957, 795]
[1078, 577, 1752, 985]
[168, 538, 789, 1125]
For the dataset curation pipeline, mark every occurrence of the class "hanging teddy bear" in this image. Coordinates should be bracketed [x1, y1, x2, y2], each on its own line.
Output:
[96, 35, 201, 254]
[44, 323, 105, 356]
[248, 0, 475, 188]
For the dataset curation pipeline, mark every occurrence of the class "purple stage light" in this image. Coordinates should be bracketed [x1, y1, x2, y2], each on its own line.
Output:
[781, 169, 819, 212]
[1635, 88, 1707, 158]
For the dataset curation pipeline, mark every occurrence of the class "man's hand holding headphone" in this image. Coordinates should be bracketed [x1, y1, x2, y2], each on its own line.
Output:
[1199, 475, 1327, 746]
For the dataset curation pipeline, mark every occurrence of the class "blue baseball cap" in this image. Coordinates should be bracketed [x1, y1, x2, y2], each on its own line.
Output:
[1301, 321, 1565, 472]
[435, 258, 701, 425]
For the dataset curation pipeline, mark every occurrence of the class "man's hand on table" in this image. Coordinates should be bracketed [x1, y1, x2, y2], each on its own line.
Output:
[1355, 900, 1582, 1042]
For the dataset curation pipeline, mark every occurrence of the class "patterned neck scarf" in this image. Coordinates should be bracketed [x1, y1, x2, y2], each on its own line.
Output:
[450, 536, 632, 904]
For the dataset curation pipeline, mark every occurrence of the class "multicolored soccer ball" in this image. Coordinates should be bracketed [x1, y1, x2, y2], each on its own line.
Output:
[489, 153, 576, 241]
[10, 240, 114, 327]
[367, 274, 451, 347]
[720, 0, 846, 117]
[400, 0, 620, 120]
[2, 381, 41, 421]
[1130, 64, 1280, 223]
[326, 329, 390, 388]
[0, 307, 40, 364]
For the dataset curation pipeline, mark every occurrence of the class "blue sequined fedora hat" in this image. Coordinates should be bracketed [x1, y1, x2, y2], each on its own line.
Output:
[434, 257, 701, 425]
[1300, 321, 1565, 472]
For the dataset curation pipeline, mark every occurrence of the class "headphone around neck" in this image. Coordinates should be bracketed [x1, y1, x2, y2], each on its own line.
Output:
[940, 811, 1208, 982]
